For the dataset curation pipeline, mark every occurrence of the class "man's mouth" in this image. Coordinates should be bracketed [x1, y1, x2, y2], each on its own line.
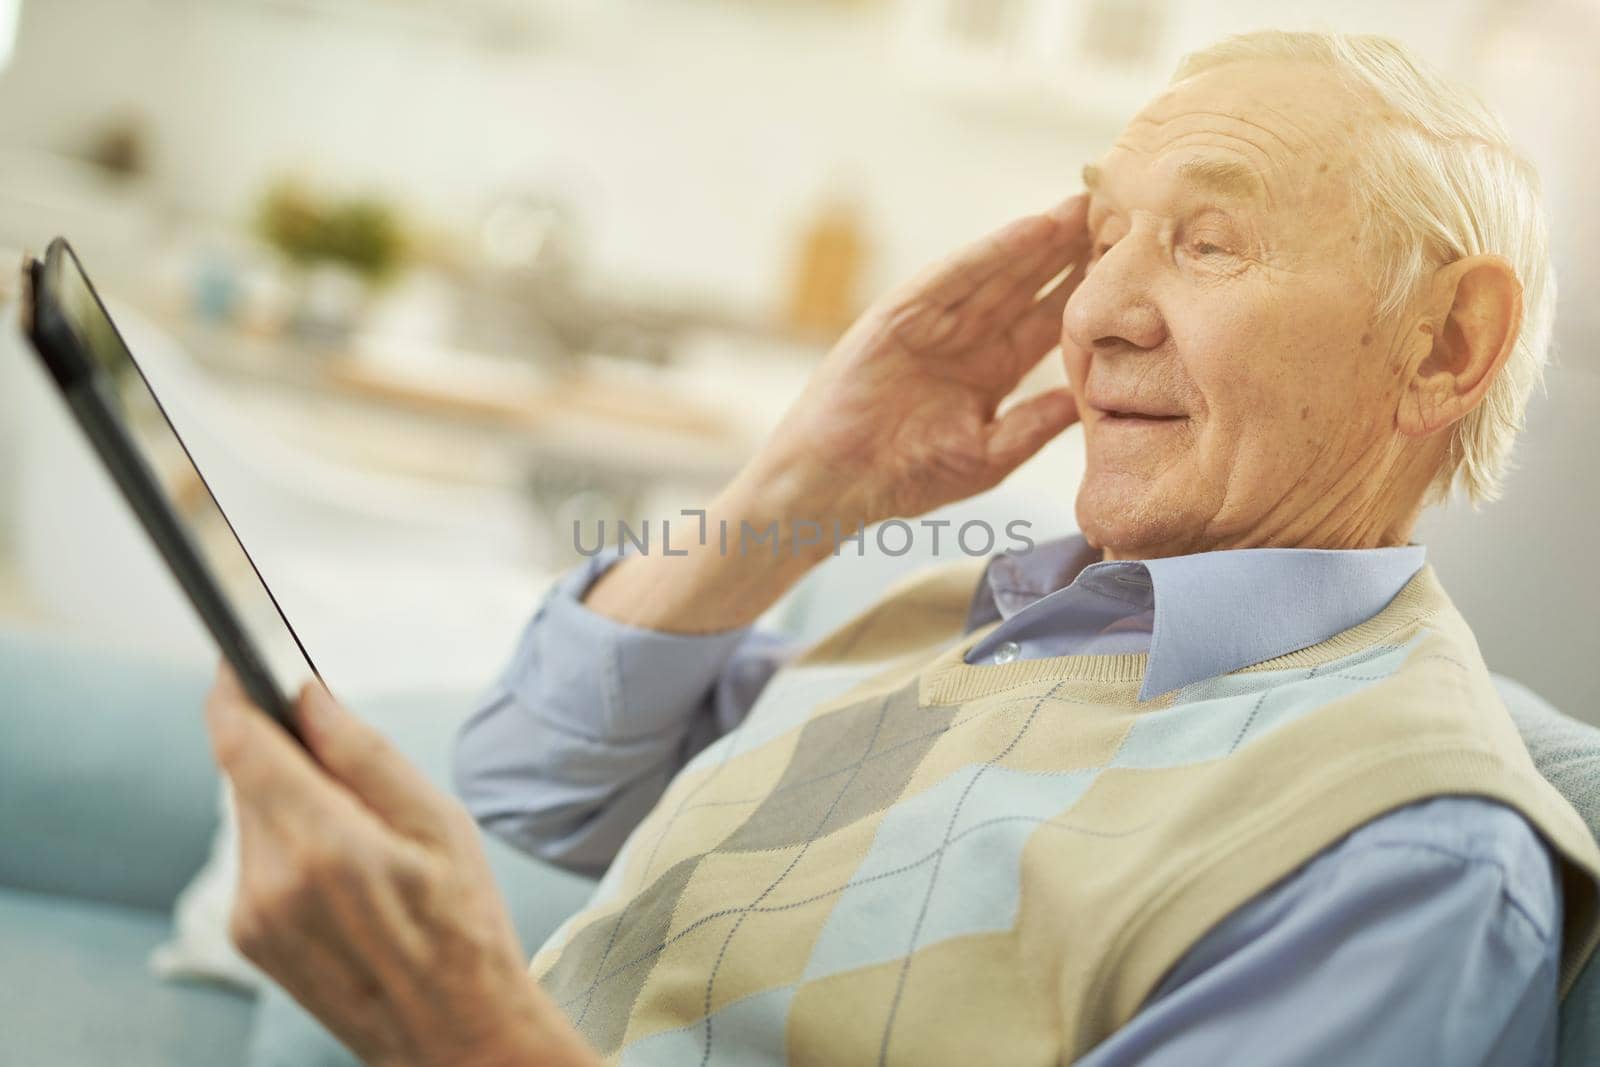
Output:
[1101, 411, 1187, 422]
[1083, 388, 1187, 423]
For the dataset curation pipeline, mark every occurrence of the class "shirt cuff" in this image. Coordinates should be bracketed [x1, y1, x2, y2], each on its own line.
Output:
[500, 546, 760, 741]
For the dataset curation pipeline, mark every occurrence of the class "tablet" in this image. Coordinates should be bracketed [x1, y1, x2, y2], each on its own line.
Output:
[19, 237, 316, 738]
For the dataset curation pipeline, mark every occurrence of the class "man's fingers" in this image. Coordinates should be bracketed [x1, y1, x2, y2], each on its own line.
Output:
[889, 196, 1088, 359]
[214, 659, 246, 701]
[907, 215, 1051, 310]
[206, 663, 290, 793]
[906, 194, 1089, 312]
[208, 671, 451, 848]
[949, 197, 1090, 326]
[985, 388, 1080, 474]
[1005, 258, 1087, 364]
[957, 260, 1085, 404]
[293, 682, 455, 843]
[966, 194, 1089, 315]
[206, 670, 367, 832]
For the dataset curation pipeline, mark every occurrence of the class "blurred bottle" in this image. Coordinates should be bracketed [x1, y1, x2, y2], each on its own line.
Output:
[783, 189, 870, 340]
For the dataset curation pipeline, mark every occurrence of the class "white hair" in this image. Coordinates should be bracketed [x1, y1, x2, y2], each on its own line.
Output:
[1174, 30, 1553, 505]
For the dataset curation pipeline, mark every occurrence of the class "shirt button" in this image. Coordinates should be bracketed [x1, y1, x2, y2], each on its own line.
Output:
[992, 641, 1020, 665]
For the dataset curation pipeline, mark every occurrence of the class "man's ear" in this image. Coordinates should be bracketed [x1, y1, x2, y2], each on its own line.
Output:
[1396, 254, 1522, 439]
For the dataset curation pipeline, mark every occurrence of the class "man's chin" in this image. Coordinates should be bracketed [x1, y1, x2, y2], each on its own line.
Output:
[1074, 477, 1190, 560]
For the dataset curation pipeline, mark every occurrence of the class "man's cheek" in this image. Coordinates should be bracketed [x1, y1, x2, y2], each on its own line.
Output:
[1197, 341, 1298, 433]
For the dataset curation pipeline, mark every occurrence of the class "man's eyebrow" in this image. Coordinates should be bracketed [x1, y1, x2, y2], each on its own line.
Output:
[1175, 157, 1266, 202]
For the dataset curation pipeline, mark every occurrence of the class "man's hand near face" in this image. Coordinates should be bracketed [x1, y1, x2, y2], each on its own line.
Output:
[583, 194, 1090, 635]
[758, 191, 1088, 529]
[204, 665, 601, 1067]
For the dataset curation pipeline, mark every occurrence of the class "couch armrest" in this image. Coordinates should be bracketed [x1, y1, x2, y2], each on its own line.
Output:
[0, 625, 221, 912]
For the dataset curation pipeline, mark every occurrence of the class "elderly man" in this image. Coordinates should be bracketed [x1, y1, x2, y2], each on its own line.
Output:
[207, 28, 1600, 1067]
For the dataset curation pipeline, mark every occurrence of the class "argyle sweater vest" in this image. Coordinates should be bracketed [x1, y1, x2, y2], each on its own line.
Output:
[529, 559, 1600, 1066]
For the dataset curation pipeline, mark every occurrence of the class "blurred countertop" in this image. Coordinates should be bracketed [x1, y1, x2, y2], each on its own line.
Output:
[163, 314, 769, 489]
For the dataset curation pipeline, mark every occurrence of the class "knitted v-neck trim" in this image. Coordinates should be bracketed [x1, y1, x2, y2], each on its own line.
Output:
[920, 563, 1449, 705]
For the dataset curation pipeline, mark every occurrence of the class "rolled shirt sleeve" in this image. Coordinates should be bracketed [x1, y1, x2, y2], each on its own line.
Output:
[1076, 795, 1564, 1066]
[453, 548, 800, 878]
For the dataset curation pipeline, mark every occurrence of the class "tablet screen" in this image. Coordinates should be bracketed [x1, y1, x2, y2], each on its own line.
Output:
[51, 247, 320, 704]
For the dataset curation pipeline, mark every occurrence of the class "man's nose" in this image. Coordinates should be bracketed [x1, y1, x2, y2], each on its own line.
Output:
[1063, 238, 1168, 353]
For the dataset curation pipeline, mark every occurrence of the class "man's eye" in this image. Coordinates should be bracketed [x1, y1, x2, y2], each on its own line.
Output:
[1191, 240, 1225, 256]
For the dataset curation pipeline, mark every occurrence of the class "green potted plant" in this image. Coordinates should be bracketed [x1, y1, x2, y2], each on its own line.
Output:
[255, 179, 408, 343]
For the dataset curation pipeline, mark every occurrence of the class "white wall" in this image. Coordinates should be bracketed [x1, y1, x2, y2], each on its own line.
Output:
[0, 0, 1516, 312]
[0, 0, 1119, 313]
[1411, 0, 1600, 720]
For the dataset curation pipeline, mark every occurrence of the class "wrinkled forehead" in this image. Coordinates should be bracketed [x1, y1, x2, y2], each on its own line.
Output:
[1094, 61, 1365, 214]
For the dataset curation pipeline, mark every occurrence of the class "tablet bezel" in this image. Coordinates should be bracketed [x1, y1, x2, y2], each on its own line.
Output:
[20, 238, 315, 739]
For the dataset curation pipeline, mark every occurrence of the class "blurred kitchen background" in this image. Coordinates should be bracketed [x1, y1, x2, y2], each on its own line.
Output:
[0, 0, 1595, 715]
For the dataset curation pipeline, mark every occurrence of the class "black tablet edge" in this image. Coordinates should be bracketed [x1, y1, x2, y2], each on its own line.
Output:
[23, 242, 305, 739]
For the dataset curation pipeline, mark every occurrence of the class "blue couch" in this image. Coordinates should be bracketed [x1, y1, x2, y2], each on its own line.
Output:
[3, 624, 1598, 1065]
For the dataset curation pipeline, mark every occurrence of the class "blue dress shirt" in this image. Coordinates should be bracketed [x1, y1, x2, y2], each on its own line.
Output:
[454, 536, 1562, 1065]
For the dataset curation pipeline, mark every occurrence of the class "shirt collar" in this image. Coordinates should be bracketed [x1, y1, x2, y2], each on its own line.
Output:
[966, 533, 1427, 702]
